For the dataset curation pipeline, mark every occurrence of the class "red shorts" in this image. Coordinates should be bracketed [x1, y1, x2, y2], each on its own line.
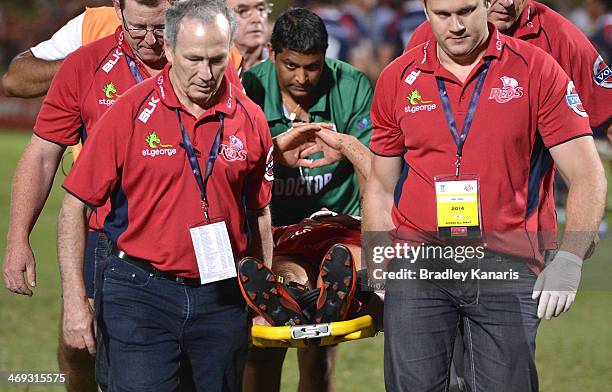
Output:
[273, 215, 361, 268]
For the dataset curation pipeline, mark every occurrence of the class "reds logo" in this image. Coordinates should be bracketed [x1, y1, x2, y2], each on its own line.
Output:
[489, 76, 524, 103]
[220, 135, 248, 162]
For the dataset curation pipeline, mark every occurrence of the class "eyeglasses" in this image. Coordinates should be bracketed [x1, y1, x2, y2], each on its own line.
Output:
[233, 2, 273, 19]
[121, 9, 165, 39]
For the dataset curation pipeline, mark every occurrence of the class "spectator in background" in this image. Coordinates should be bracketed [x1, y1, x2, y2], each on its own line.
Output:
[379, 0, 426, 65]
[306, 0, 359, 62]
[586, 0, 612, 62]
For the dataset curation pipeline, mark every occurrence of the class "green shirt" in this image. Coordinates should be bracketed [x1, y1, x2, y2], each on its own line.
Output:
[243, 58, 373, 226]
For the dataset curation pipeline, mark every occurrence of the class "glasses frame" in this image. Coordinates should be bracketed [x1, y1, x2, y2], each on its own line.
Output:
[233, 2, 274, 19]
[120, 8, 165, 40]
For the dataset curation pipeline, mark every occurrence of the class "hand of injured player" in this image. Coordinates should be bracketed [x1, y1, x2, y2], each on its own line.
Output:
[532, 251, 583, 320]
[299, 124, 345, 168]
[273, 123, 322, 168]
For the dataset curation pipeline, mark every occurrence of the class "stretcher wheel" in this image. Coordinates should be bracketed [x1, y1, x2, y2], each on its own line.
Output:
[251, 315, 378, 348]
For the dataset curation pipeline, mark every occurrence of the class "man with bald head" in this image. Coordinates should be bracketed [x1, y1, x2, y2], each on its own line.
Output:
[58, 0, 275, 389]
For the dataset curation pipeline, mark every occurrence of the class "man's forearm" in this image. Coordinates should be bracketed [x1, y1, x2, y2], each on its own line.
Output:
[339, 135, 371, 193]
[246, 206, 273, 267]
[57, 194, 90, 300]
[559, 173, 607, 258]
[1, 51, 62, 98]
[7, 136, 64, 245]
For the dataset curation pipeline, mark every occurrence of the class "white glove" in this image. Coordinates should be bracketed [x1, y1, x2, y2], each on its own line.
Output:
[532, 251, 583, 319]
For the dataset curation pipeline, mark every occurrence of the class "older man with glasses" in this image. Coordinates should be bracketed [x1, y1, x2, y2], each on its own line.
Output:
[227, 0, 273, 75]
[3, 1, 175, 390]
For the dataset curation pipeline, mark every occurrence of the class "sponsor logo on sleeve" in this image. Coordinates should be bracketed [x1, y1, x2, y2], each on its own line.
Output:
[138, 96, 160, 124]
[404, 89, 437, 113]
[356, 118, 371, 130]
[220, 135, 248, 162]
[488, 76, 523, 103]
[565, 81, 588, 118]
[142, 131, 177, 157]
[264, 146, 274, 182]
[593, 55, 612, 89]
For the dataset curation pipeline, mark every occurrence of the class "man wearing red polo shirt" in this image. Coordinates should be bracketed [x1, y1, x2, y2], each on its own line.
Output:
[59, 0, 273, 389]
[405, 0, 612, 254]
[3, 1, 172, 390]
[363, 0, 606, 390]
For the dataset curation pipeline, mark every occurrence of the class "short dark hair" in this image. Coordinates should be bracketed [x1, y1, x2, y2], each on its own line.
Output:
[119, 0, 168, 10]
[270, 8, 328, 55]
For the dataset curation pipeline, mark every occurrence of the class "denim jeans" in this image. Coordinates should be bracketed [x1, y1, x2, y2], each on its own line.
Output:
[92, 232, 111, 391]
[101, 255, 248, 392]
[84, 231, 109, 298]
[384, 254, 540, 392]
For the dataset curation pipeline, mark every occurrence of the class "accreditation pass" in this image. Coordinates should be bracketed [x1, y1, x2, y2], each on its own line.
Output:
[190, 220, 237, 285]
[434, 177, 480, 229]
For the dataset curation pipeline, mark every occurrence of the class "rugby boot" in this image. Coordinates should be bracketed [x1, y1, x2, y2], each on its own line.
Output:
[238, 257, 306, 326]
[284, 281, 320, 323]
[314, 244, 357, 323]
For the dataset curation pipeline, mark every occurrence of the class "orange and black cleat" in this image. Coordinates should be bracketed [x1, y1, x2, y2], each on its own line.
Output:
[314, 244, 357, 324]
[238, 257, 306, 326]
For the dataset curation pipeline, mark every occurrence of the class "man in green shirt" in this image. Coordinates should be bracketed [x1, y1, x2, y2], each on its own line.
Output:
[241, 8, 374, 392]
[242, 8, 373, 227]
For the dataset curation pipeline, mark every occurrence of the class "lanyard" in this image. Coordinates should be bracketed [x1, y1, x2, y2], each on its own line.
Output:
[436, 59, 490, 177]
[125, 54, 144, 84]
[176, 110, 225, 222]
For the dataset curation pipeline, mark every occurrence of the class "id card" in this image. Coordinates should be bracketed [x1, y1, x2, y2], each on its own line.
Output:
[189, 219, 237, 285]
[434, 175, 482, 238]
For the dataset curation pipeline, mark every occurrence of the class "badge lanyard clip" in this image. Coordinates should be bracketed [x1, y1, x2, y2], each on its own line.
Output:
[436, 60, 491, 177]
[176, 110, 225, 223]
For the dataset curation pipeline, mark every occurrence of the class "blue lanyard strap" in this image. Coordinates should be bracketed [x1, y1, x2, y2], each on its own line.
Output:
[125, 54, 144, 84]
[175, 110, 225, 220]
[436, 59, 491, 159]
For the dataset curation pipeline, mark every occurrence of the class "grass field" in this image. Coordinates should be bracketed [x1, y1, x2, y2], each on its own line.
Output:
[0, 131, 610, 391]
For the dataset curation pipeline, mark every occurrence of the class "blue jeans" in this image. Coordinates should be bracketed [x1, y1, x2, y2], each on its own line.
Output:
[384, 254, 540, 392]
[92, 232, 111, 390]
[101, 255, 248, 392]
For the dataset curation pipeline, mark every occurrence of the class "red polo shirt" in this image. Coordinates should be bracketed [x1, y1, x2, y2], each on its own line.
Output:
[371, 26, 591, 263]
[405, 1, 612, 250]
[34, 27, 152, 231]
[63, 64, 273, 278]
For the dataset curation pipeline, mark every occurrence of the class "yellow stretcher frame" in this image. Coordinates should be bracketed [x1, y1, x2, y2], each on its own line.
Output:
[251, 315, 378, 348]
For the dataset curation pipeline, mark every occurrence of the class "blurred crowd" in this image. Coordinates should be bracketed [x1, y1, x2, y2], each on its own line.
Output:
[1, 0, 611, 84]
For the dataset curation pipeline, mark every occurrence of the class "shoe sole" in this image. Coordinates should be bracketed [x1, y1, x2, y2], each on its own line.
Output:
[238, 257, 305, 326]
[314, 244, 356, 323]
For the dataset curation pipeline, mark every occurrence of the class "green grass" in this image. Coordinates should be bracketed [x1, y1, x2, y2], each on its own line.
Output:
[0, 131, 610, 391]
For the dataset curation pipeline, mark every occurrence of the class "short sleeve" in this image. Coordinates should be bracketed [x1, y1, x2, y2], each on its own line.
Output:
[33, 52, 84, 146]
[244, 108, 273, 210]
[563, 31, 612, 128]
[30, 12, 84, 61]
[536, 54, 592, 148]
[62, 99, 130, 207]
[345, 72, 373, 147]
[369, 66, 405, 156]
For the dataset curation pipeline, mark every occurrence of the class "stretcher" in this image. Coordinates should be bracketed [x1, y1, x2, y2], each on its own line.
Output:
[251, 315, 378, 348]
